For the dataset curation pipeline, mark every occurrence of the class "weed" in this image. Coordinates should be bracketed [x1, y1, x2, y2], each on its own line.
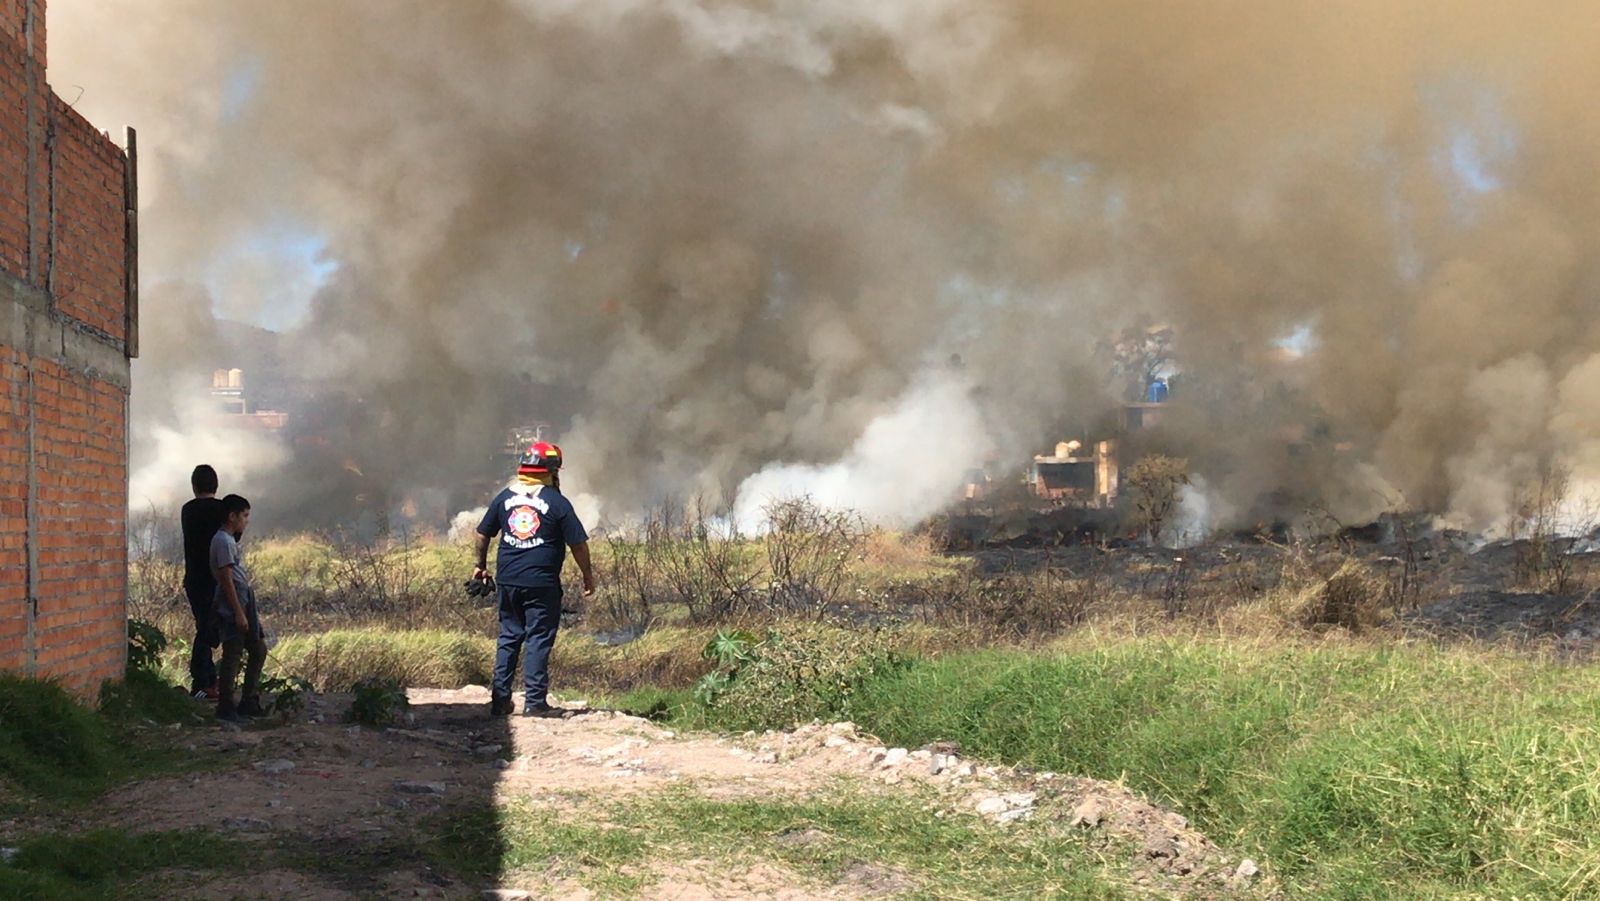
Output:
[260, 673, 314, 720]
[126, 619, 168, 672]
[695, 624, 902, 731]
[347, 676, 409, 727]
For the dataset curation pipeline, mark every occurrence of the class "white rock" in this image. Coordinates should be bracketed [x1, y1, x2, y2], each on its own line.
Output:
[974, 797, 1010, 816]
[253, 759, 296, 774]
[1235, 859, 1260, 880]
[829, 721, 856, 734]
[995, 808, 1033, 825]
[880, 748, 909, 768]
[754, 751, 779, 764]
[910, 749, 932, 761]
[1070, 799, 1104, 828]
[824, 735, 851, 749]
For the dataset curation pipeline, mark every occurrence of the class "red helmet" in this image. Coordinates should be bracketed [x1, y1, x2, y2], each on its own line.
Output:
[518, 441, 562, 474]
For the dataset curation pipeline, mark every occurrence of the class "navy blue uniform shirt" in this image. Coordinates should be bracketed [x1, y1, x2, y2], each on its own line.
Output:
[476, 485, 589, 588]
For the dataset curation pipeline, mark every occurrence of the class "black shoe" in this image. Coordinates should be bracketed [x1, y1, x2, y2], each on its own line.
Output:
[521, 702, 568, 719]
[490, 695, 514, 717]
[238, 697, 271, 719]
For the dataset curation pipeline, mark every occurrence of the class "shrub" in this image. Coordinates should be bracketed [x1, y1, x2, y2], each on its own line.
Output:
[695, 624, 903, 731]
[347, 677, 409, 727]
[126, 619, 168, 673]
[260, 673, 314, 720]
[1124, 454, 1190, 543]
[761, 499, 860, 618]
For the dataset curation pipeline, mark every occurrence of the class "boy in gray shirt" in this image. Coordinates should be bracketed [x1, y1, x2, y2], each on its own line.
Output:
[211, 494, 267, 722]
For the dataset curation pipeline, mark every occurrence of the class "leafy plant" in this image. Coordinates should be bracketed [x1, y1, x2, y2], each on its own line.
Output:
[694, 625, 902, 730]
[346, 677, 409, 727]
[694, 630, 759, 706]
[260, 673, 314, 719]
[126, 619, 168, 673]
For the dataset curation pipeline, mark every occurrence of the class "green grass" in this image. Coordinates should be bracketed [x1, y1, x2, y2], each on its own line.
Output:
[0, 828, 243, 899]
[764, 639, 1600, 899]
[97, 667, 209, 725]
[428, 782, 1128, 899]
[0, 668, 213, 813]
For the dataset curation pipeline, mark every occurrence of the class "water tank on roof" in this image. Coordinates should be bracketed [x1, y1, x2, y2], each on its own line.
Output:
[1145, 379, 1169, 403]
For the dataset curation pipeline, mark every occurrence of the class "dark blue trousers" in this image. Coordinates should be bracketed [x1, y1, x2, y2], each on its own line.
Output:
[493, 584, 562, 706]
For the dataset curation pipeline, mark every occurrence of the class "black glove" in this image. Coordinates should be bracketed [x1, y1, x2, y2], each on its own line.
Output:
[464, 575, 496, 599]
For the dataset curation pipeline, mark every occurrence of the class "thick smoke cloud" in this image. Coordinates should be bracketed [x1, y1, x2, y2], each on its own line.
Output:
[48, 1, 1600, 532]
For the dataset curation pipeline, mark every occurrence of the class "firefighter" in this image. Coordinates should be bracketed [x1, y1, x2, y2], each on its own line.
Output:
[472, 441, 596, 717]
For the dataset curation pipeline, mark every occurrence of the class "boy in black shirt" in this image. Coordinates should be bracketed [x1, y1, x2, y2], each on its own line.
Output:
[180, 465, 225, 699]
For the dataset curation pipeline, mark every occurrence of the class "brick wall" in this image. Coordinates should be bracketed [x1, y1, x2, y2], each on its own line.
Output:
[0, 0, 136, 697]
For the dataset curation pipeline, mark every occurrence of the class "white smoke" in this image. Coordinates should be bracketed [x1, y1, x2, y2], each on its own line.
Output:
[127, 396, 289, 509]
[1168, 475, 1233, 548]
[731, 370, 988, 530]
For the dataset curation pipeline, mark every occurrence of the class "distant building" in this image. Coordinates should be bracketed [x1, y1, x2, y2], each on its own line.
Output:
[1030, 440, 1119, 506]
[209, 368, 288, 431]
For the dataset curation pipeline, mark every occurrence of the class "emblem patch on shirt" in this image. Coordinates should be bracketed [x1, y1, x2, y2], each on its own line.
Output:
[507, 505, 542, 541]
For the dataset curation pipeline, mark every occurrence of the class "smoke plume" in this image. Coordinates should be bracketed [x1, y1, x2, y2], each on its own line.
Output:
[46, 1, 1600, 533]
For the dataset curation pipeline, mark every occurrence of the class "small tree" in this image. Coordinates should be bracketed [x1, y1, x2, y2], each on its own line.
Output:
[1125, 455, 1190, 543]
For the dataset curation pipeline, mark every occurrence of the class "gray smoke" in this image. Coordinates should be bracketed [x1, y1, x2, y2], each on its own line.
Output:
[48, 1, 1600, 532]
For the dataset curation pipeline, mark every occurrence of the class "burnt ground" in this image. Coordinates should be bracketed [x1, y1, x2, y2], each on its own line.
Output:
[930, 511, 1600, 647]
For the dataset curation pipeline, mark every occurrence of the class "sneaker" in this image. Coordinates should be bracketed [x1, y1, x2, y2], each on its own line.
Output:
[521, 703, 569, 719]
[237, 697, 270, 719]
[191, 688, 210, 701]
[490, 695, 513, 717]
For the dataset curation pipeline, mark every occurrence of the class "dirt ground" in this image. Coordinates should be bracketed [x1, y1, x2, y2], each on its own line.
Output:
[13, 688, 1271, 899]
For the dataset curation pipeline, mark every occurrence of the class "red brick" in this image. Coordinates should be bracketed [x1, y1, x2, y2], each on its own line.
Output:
[1, 6, 131, 697]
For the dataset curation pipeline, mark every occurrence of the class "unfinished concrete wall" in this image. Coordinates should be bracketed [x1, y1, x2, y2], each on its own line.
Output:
[1, 0, 136, 695]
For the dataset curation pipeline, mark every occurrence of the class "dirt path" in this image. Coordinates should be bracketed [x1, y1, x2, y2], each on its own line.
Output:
[23, 689, 1272, 899]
